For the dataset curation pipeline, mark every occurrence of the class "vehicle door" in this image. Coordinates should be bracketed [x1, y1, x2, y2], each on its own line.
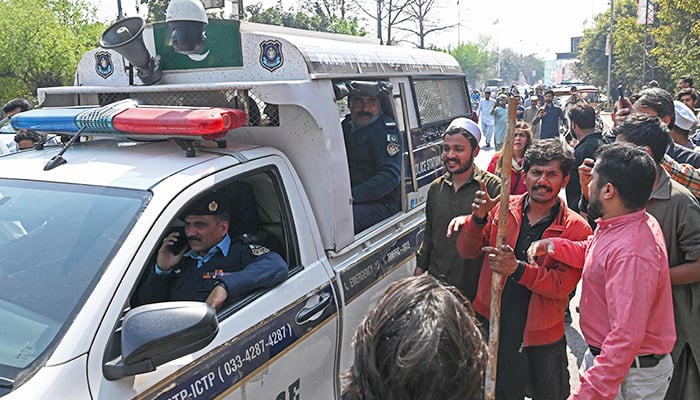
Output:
[333, 74, 475, 380]
[332, 75, 433, 378]
[86, 155, 340, 400]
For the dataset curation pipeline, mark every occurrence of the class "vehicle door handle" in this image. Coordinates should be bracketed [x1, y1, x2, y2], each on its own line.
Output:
[295, 292, 332, 324]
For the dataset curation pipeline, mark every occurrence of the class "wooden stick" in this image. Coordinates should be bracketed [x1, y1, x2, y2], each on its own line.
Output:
[484, 96, 519, 400]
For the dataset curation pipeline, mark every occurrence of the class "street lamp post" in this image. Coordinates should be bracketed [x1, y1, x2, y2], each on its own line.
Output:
[377, 0, 383, 44]
[117, 0, 123, 19]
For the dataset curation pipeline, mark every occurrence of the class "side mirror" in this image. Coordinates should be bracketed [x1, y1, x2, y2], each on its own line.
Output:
[103, 301, 218, 380]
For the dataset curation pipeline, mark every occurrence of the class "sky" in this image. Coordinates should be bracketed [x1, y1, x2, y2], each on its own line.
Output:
[91, 0, 611, 59]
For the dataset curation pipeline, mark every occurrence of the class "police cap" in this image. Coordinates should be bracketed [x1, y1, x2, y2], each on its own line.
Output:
[334, 80, 393, 100]
[180, 192, 230, 220]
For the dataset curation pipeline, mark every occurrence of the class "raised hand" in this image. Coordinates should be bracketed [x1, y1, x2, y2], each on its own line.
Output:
[472, 180, 500, 220]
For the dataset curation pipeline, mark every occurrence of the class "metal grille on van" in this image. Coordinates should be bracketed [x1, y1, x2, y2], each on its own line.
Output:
[96, 90, 280, 127]
[413, 78, 470, 126]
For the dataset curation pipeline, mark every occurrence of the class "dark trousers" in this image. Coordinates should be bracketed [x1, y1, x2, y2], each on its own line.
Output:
[478, 314, 570, 400]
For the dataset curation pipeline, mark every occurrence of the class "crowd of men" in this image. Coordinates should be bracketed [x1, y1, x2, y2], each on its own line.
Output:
[5, 73, 700, 399]
[348, 77, 700, 400]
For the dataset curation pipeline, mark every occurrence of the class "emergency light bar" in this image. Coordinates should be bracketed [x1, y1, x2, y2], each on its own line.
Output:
[11, 102, 248, 140]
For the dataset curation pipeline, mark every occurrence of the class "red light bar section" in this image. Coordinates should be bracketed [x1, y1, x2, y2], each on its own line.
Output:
[111, 107, 248, 139]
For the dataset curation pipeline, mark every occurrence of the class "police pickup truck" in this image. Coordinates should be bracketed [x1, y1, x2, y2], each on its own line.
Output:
[0, 3, 474, 398]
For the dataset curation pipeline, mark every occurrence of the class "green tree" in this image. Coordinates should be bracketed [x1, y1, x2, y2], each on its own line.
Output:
[499, 49, 538, 85]
[653, 0, 700, 88]
[449, 41, 496, 87]
[138, 0, 169, 22]
[575, 11, 613, 88]
[0, 0, 105, 100]
[245, 2, 366, 36]
[574, 0, 644, 92]
[576, 0, 699, 94]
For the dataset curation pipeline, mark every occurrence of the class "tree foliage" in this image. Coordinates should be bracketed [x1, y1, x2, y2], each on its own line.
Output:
[449, 41, 496, 87]
[574, 11, 611, 89]
[0, 0, 105, 100]
[138, 0, 169, 22]
[653, 0, 700, 87]
[498, 49, 544, 86]
[245, 2, 366, 36]
[575, 0, 700, 94]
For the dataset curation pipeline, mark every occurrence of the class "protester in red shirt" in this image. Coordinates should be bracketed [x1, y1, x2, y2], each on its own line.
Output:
[450, 138, 591, 400]
[529, 143, 676, 400]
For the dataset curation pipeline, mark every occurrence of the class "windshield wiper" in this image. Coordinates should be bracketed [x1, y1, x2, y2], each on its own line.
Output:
[0, 376, 13, 389]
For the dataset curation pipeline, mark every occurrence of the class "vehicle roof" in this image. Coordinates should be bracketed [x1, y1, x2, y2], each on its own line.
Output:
[0, 139, 258, 190]
[71, 20, 462, 88]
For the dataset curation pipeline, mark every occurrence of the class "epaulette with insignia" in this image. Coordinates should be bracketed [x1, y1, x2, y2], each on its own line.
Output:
[249, 244, 270, 256]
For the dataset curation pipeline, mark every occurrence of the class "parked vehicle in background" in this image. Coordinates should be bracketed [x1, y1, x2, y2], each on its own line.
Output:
[484, 78, 504, 95]
[552, 85, 601, 108]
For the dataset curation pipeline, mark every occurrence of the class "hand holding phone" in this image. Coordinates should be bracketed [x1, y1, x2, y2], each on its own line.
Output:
[155, 226, 189, 272]
[579, 158, 595, 201]
[617, 85, 625, 102]
[615, 84, 632, 125]
[167, 226, 188, 255]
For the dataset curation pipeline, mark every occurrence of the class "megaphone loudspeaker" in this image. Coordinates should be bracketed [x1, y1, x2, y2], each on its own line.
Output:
[100, 17, 161, 85]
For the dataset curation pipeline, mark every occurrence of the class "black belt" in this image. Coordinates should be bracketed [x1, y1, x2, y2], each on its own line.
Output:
[588, 345, 665, 368]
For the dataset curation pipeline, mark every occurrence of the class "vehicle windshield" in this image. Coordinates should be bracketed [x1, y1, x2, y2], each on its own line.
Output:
[0, 179, 149, 384]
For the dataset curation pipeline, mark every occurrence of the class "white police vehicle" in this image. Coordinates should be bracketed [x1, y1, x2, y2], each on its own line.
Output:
[0, 1, 475, 398]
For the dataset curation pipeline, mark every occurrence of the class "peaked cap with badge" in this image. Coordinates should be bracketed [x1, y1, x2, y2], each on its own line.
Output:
[180, 191, 231, 220]
[333, 80, 393, 101]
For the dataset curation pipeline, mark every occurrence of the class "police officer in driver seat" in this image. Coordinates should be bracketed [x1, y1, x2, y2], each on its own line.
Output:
[341, 80, 402, 233]
[137, 192, 288, 310]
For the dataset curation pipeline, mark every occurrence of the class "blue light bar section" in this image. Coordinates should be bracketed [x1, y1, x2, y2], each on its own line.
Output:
[10, 108, 87, 133]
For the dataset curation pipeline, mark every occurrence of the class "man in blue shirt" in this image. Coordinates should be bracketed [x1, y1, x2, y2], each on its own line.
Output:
[533, 90, 566, 139]
[137, 192, 288, 309]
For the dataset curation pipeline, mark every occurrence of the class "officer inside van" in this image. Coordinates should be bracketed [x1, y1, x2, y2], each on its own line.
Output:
[341, 80, 402, 232]
[136, 192, 288, 309]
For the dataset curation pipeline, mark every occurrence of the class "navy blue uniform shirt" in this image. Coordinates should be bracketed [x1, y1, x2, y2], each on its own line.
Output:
[137, 234, 288, 306]
[342, 114, 402, 206]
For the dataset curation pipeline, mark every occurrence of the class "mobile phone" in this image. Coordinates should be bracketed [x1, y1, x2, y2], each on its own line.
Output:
[617, 84, 625, 102]
[166, 226, 188, 254]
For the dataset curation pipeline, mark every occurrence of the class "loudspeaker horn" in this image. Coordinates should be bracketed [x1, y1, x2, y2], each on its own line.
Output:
[100, 17, 162, 85]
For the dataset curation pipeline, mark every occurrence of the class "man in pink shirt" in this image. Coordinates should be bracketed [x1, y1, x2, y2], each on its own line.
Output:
[529, 143, 676, 399]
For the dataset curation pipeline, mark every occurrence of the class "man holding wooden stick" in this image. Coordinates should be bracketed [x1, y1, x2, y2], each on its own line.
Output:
[449, 138, 591, 400]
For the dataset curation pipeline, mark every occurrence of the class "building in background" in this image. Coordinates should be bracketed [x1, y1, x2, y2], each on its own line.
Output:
[544, 37, 583, 86]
